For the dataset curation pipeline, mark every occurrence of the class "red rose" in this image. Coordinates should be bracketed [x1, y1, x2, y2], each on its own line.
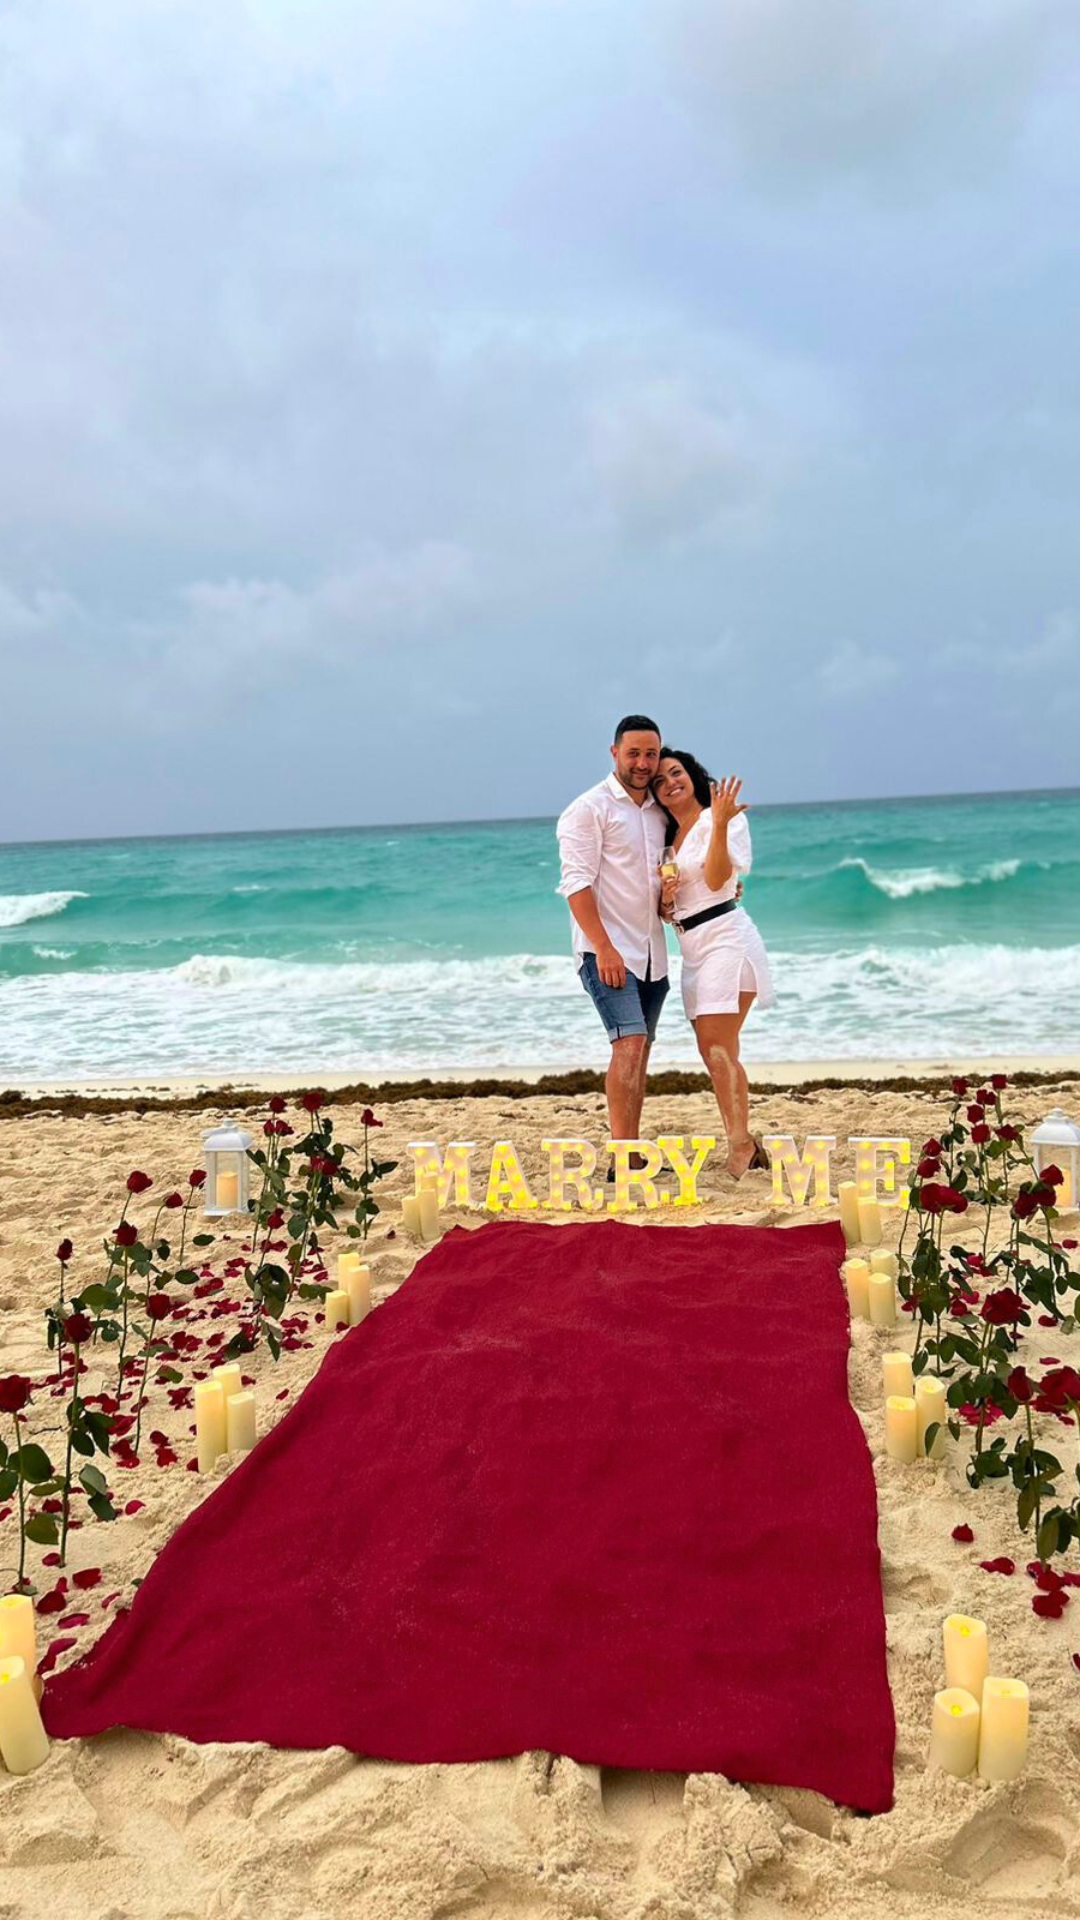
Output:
[300, 1090, 324, 1113]
[163, 1192, 184, 1209]
[917, 1157, 942, 1178]
[951, 1524, 975, 1543]
[952, 1078, 969, 1096]
[1012, 1181, 1055, 1219]
[921, 1182, 968, 1214]
[114, 1221, 139, 1246]
[266, 1208, 285, 1230]
[1037, 1366, 1080, 1410]
[361, 1107, 384, 1128]
[1040, 1164, 1065, 1188]
[971, 1124, 991, 1144]
[1007, 1366, 1033, 1404]
[991, 1072, 1008, 1089]
[922, 1138, 943, 1156]
[996, 1125, 1020, 1142]
[975, 1088, 993, 1106]
[56, 1238, 73, 1263]
[126, 1170, 153, 1194]
[966, 1104, 985, 1123]
[0, 1375, 33, 1415]
[189, 1169, 207, 1189]
[146, 1294, 173, 1322]
[63, 1313, 94, 1346]
[981, 1288, 1023, 1326]
[268, 1095, 287, 1113]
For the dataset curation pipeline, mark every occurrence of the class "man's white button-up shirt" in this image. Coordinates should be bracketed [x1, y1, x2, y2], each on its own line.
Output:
[555, 770, 669, 980]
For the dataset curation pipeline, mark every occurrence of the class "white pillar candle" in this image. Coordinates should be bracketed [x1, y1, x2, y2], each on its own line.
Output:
[882, 1351, 914, 1399]
[885, 1394, 918, 1463]
[943, 1614, 989, 1697]
[337, 1250, 361, 1289]
[842, 1257, 870, 1319]
[226, 1390, 257, 1453]
[417, 1187, 440, 1241]
[347, 1262, 371, 1326]
[402, 1195, 422, 1236]
[857, 1196, 883, 1246]
[870, 1247, 898, 1282]
[195, 1379, 227, 1473]
[0, 1656, 49, 1774]
[211, 1361, 243, 1408]
[216, 1169, 239, 1212]
[978, 1678, 1029, 1782]
[928, 1687, 980, 1777]
[0, 1594, 36, 1675]
[326, 1288, 350, 1332]
[916, 1376, 947, 1460]
[868, 1270, 897, 1328]
[837, 1181, 862, 1246]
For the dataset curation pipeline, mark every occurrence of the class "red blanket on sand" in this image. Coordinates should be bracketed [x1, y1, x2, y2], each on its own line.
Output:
[44, 1218, 895, 1811]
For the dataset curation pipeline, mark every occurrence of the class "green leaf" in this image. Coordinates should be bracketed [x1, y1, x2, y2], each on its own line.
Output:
[173, 1269, 199, 1287]
[16, 1443, 55, 1484]
[79, 1284, 117, 1310]
[79, 1464, 108, 1497]
[87, 1492, 118, 1523]
[155, 1365, 182, 1384]
[24, 1513, 59, 1545]
[0, 1466, 18, 1500]
[1036, 1512, 1061, 1561]
[192, 1233, 215, 1247]
[70, 1430, 95, 1458]
[1017, 1478, 1041, 1531]
[923, 1423, 941, 1459]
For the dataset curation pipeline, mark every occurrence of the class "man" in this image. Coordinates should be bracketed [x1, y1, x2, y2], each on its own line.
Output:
[556, 715, 669, 1163]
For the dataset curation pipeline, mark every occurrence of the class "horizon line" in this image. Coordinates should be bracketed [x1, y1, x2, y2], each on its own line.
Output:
[2, 780, 1078, 854]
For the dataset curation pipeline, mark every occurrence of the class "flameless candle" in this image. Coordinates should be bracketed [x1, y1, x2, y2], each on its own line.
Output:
[212, 1362, 243, 1408]
[0, 1656, 49, 1774]
[0, 1594, 36, 1675]
[842, 1257, 870, 1319]
[837, 1181, 861, 1246]
[195, 1379, 226, 1473]
[337, 1250, 360, 1289]
[417, 1186, 440, 1241]
[226, 1391, 257, 1453]
[870, 1247, 898, 1282]
[347, 1262, 371, 1326]
[916, 1377, 947, 1460]
[882, 1351, 914, 1399]
[928, 1687, 980, 1777]
[868, 1269, 897, 1328]
[216, 1169, 239, 1212]
[326, 1289, 350, 1331]
[402, 1195, 422, 1236]
[978, 1678, 1029, 1781]
[857, 1195, 882, 1246]
[943, 1614, 989, 1698]
[885, 1394, 917, 1463]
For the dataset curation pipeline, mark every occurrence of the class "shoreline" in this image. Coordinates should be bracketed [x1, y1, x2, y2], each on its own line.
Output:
[2, 1052, 1078, 1118]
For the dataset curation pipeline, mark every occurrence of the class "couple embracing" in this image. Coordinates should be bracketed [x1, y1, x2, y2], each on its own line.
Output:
[556, 714, 775, 1181]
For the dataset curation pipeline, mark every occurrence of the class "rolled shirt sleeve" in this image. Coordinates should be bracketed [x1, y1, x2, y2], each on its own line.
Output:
[556, 794, 603, 898]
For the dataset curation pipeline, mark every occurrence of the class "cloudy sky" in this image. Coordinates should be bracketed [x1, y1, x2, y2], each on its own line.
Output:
[2, 0, 1079, 840]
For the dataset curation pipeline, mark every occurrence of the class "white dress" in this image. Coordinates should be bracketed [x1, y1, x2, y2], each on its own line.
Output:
[670, 811, 775, 1018]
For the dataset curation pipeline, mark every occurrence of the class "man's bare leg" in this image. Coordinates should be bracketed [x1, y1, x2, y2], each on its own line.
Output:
[606, 1033, 649, 1142]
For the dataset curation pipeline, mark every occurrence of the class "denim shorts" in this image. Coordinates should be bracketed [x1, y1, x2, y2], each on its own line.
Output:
[579, 950, 669, 1042]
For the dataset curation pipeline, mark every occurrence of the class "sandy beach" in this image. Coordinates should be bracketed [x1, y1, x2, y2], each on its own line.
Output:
[2, 1071, 1079, 1919]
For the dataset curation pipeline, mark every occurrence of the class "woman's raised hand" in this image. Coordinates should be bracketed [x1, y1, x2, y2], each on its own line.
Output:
[709, 775, 746, 828]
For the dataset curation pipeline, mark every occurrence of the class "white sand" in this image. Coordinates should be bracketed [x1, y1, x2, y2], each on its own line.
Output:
[2, 1081, 1080, 1918]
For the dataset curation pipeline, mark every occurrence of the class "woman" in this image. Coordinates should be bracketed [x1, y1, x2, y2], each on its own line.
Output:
[652, 748, 775, 1180]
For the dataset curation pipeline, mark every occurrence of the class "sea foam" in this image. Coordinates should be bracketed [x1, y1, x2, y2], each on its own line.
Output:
[0, 890, 88, 929]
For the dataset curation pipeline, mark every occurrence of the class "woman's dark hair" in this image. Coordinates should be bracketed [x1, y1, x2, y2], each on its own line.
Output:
[654, 745, 714, 845]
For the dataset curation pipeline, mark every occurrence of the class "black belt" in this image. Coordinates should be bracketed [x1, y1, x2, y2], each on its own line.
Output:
[674, 899, 739, 935]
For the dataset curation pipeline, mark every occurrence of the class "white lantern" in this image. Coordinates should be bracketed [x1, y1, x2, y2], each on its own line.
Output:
[202, 1123, 254, 1217]
[1031, 1108, 1080, 1213]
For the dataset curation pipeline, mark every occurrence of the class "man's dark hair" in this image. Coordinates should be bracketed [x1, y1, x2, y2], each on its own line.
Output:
[655, 745, 714, 844]
[613, 713, 661, 745]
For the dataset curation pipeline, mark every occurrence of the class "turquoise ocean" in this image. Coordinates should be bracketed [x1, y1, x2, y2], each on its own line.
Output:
[1, 788, 1078, 1081]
